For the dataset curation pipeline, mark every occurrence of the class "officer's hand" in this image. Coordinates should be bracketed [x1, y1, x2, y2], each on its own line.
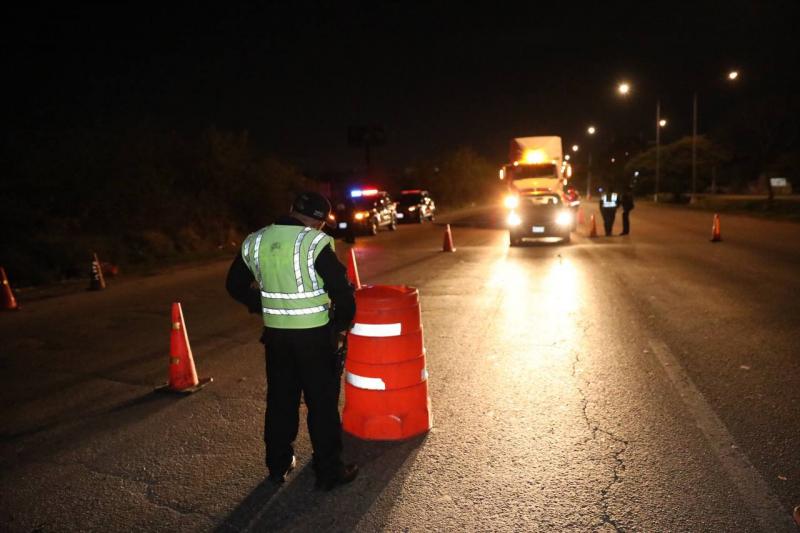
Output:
[336, 331, 347, 350]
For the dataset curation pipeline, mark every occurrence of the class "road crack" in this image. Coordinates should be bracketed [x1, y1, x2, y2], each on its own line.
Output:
[572, 347, 629, 532]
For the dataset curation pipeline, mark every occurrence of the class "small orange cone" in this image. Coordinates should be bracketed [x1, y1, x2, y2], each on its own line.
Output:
[1, 267, 20, 311]
[347, 248, 361, 290]
[88, 252, 106, 291]
[711, 213, 722, 242]
[442, 224, 456, 252]
[589, 214, 598, 238]
[157, 302, 212, 393]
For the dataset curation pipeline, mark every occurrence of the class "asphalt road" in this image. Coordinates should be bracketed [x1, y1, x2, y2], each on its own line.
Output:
[1, 202, 798, 532]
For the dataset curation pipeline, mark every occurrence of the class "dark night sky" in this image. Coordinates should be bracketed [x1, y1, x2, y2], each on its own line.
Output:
[5, 1, 799, 174]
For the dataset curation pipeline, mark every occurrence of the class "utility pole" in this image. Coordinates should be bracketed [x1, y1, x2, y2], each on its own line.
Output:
[655, 100, 661, 203]
[586, 152, 593, 199]
[691, 91, 698, 202]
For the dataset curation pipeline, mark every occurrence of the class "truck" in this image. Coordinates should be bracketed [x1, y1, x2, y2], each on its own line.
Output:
[499, 136, 570, 196]
[500, 136, 580, 244]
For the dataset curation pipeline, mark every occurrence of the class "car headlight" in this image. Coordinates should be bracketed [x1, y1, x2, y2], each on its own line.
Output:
[507, 211, 522, 226]
[354, 211, 369, 221]
[408, 206, 417, 211]
[504, 195, 519, 209]
[555, 211, 573, 226]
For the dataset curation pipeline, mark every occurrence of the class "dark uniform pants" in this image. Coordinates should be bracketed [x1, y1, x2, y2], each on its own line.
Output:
[621, 209, 631, 234]
[601, 208, 617, 236]
[262, 325, 343, 480]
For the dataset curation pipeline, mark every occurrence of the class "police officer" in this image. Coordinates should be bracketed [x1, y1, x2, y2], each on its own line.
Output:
[619, 185, 634, 235]
[226, 191, 358, 490]
[599, 186, 619, 236]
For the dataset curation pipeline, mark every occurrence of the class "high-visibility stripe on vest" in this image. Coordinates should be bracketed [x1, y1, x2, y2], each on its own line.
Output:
[602, 192, 618, 208]
[241, 224, 334, 329]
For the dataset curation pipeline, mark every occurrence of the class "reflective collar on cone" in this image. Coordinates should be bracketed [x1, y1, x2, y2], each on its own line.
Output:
[346, 371, 386, 390]
[351, 322, 402, 337]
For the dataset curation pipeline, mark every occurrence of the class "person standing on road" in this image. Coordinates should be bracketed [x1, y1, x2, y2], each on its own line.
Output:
[225, 191, 359, 490]
[599, 187, 619, 236]
[620, 185, 634, 235]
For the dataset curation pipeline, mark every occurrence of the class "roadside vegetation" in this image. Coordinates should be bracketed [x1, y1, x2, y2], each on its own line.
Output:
[1, 123, 311, 286]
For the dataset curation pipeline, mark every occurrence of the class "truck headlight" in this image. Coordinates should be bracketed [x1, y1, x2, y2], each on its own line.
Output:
[507, 211, 522, 226]
[555, 211, 573, 226]
[504, 195, 519, 209]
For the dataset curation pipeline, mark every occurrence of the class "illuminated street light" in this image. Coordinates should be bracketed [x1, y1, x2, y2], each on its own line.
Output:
[572, 144, 579, 152]
[659, 119, 667, 127]
[587, 126, 596, 135]
[618, 82, 631, 95]
[564, 154, 571, 161]
[728, 70, 739, 81]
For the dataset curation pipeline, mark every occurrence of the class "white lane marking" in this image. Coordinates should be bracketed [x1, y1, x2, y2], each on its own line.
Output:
[345, 371, 386, 390]
[649, 339, 795, 531]
[351, 322, 402, 337]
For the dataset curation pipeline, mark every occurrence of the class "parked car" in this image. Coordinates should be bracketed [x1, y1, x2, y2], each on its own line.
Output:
[396, 189, 436, 223]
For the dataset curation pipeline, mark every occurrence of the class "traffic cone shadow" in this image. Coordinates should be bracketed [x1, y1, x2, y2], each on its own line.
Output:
[1, 266, 20, 311]
[156, 302, 212, 394]
[89, 252, 106, 291]
[347, 248, 362, 290]
[588, 214, 598, 238]
[442, 224, 456, 252]
[711, 213, 722, 242]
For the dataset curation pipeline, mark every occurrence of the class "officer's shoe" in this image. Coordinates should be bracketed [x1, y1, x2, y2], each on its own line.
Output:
[314, 463, 359, 491]
[267, 455, 297, 484]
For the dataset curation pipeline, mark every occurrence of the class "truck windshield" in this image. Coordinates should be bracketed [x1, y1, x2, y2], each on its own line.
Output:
[508, 164, 557, 180]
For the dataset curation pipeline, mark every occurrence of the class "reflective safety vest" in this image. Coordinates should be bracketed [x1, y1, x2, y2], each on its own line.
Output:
[241, 225, 334, 329]
[602, 192, 618, 208]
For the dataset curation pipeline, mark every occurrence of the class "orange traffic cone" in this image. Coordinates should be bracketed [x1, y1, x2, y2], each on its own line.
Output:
[347, 248, 361, 290]
[589, 214, 598, 238]
[710, 213, 722, 242]
[88, 252, 106, 291]
[1, 267, 20, 311]
[442, 224, 456, 252]
[157, 302, 212, 393]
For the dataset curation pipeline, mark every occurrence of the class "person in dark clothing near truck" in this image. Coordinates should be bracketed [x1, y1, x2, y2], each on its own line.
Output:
[620, 185, 635, 235]
[225, 191, 358, 491]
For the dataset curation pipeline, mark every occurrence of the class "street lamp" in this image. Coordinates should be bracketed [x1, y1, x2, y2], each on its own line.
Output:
[618, 82, 631, 95]
[659, 119, 667, 127]
[691, 69, 741, 201]
[572, 144, 579, 152]
[585, 126, 596, 198]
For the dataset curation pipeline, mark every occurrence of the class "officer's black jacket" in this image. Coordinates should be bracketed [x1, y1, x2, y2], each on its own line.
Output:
[225, 215, 356, 333]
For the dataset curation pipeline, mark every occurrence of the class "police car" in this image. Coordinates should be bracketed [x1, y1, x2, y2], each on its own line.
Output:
[506, 193, 573, 246]
[396, 189, 436, 223]
[333, 189, 398, 237]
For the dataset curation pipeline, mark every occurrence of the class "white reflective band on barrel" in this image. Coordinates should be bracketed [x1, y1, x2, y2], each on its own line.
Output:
[306, 232, 327, 290]
[261, 288, 326, 299]
[351, 323, 402, 337]
[346, 371, 386, 390]
[262, 304, 329, 315]
[293, 228, 312, 292]
[421, 368, 429, 381]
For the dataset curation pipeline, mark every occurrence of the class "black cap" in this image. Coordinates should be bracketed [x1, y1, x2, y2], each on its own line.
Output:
[292, 191, 332, 221]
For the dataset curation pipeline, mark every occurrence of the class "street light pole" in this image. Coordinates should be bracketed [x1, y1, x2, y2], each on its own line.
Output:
[655, 99, 661, 202]
[691, 91, 698, 202]
[585, 125, 596, 199]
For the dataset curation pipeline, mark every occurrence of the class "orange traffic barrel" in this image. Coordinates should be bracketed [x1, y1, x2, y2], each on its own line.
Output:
[343, 285, 432, 440]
